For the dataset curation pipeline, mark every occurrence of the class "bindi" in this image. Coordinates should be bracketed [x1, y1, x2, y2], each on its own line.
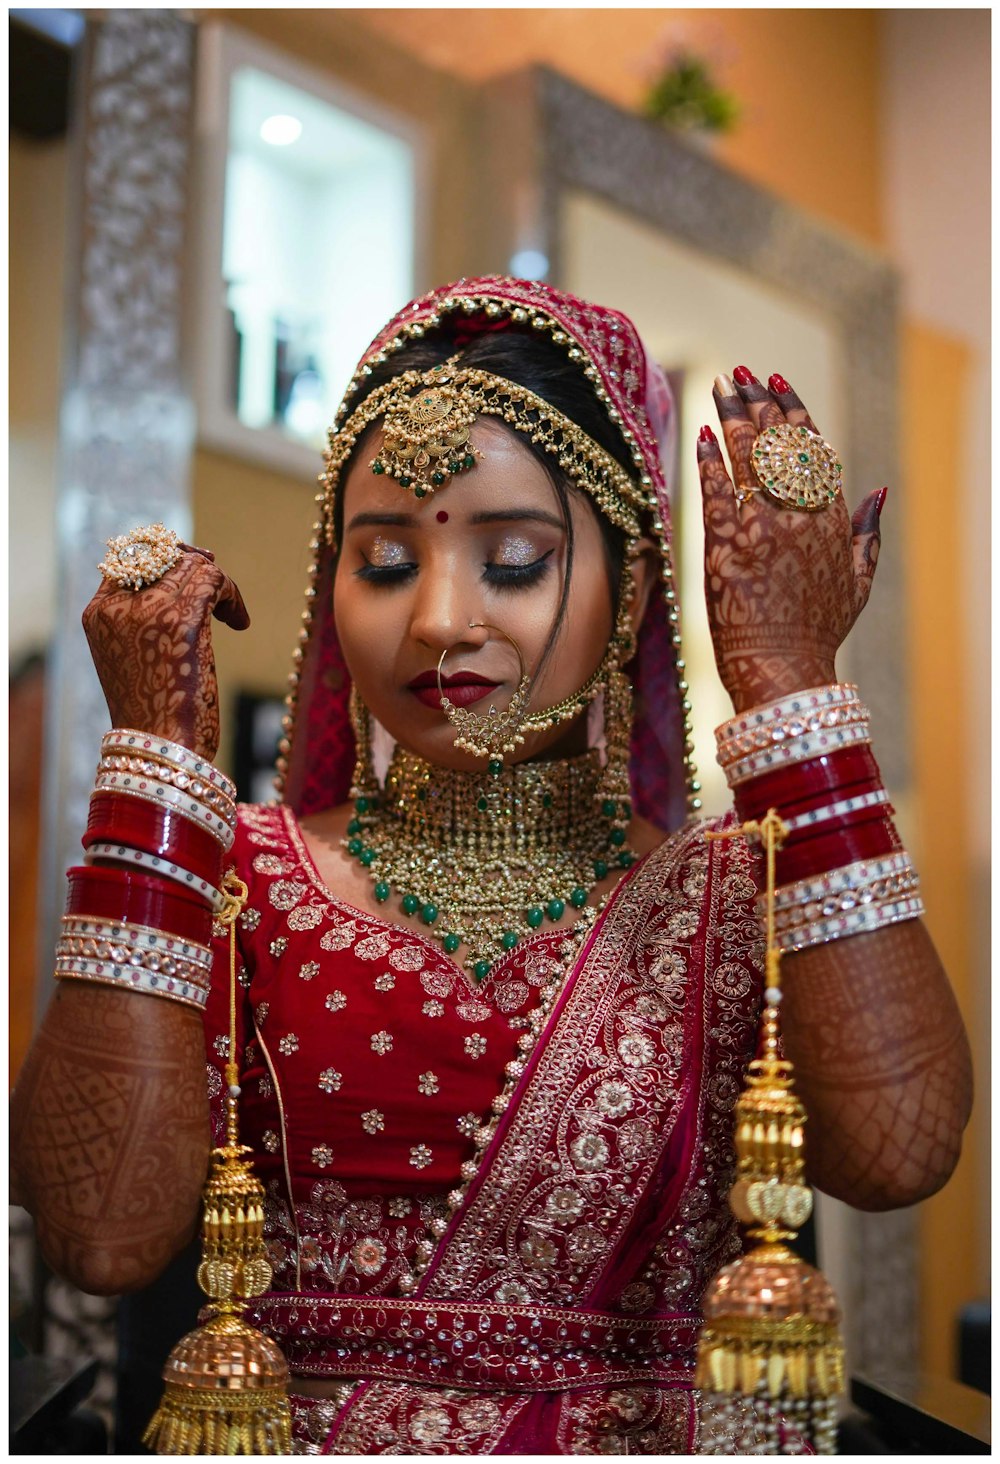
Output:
[436, 510, 449, 523]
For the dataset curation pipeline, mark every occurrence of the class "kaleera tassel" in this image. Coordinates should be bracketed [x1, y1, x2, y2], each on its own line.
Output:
[696, 811, 845, 1454]
[143, 872, 292, 1455]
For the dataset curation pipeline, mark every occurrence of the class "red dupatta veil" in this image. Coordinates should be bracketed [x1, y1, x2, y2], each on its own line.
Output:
[276, 276, 698, 834]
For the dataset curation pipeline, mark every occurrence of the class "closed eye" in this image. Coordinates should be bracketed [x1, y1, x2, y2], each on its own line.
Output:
[485, 549, 554, 589]
[355, 558, 417, 584]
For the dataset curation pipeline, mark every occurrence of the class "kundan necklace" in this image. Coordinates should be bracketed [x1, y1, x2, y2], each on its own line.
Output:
[342, 746, 637, 978]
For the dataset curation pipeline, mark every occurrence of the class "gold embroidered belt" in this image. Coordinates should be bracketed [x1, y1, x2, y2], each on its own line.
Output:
[247, 1293, 701, 1391]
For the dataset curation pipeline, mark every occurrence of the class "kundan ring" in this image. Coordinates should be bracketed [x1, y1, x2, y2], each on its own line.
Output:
[98, 523, 183, 590]
[750, 424, 844, 512]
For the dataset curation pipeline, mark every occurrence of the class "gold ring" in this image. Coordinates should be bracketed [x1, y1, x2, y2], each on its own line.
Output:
[751, 424, 843, 512]
[98, 523, 182, 590]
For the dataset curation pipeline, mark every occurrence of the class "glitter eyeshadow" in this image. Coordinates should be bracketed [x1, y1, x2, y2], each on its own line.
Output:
[495, 535, 538, 567]
[369, 536, 409, 568]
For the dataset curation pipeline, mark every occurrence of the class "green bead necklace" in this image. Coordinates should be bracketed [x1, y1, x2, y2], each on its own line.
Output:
[343, 747, 636, 979]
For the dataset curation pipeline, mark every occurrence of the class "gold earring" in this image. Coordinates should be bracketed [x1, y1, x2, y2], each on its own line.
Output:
[436, 624, 532, 773]
[349, 684, 380, 807]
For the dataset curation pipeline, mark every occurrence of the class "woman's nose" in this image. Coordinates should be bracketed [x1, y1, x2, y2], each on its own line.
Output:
[408, 564, 485, 653]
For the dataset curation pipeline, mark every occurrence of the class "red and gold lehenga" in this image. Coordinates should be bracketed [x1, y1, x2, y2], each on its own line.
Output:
[200, 280, 785, 1453]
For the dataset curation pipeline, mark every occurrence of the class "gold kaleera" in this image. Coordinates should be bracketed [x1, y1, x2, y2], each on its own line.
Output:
[143, 872, 292, 1456]
[696, 811, 845, 1455]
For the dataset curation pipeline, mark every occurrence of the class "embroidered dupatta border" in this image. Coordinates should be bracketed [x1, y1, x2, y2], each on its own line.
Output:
[421, 822, 707, 1305]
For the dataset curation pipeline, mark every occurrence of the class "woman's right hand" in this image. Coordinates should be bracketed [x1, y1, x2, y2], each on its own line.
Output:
[82, 544, 250, 762]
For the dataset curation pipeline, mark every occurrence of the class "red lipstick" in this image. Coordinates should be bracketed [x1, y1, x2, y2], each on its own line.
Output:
[407, 671, 500, 709]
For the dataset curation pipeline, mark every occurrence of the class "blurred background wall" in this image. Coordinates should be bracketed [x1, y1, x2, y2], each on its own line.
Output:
[10, 4, 988, 1399]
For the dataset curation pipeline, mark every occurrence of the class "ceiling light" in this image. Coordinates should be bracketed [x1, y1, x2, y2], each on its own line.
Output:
[509, 249, 549, 281]
[260, 114, 302, 147]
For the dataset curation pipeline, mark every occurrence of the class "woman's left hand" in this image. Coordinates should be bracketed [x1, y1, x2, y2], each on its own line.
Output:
[697, 367, 885, 713]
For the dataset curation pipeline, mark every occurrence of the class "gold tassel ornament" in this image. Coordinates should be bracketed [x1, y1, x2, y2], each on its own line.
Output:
[696, 811, 845, 1454]
[143, 873, 292, 1455]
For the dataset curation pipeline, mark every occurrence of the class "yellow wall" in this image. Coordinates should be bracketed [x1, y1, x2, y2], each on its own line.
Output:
[352, 7, 885, 246]
[902, 324, 982, 1376]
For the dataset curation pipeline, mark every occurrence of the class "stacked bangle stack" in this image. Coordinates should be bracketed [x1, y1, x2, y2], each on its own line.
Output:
[54, 729, 236, 1012]
[716, 685, 924, 954]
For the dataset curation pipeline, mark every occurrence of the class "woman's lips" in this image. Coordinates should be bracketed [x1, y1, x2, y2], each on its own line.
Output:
[407, 673, 500, 710]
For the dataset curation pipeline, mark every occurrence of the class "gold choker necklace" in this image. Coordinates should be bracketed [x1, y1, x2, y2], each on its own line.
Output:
[342, 748, 636, 977]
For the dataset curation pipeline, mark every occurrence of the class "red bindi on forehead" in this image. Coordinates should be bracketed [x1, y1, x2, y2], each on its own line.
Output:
[436, 510, 449, 523]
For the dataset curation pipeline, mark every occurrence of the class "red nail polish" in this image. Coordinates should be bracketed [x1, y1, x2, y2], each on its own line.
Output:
[876, 486, 888, 517]
[733, 365, 758, 387]
[769, 373, 792, 395]
[698, 424, 717, 444]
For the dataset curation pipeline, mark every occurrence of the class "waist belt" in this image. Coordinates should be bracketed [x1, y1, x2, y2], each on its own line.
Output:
[247, 1292, 701, 1392]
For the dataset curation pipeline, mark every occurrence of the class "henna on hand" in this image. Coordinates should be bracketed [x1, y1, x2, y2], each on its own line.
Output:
[698, 374, 884, 712]
[82, 548, 249, 760]
[11, 983, 211, 1294]
[781, 919, 972, 1210]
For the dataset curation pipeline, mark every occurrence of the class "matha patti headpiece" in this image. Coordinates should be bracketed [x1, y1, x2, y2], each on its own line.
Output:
[321, 357, 646, 547]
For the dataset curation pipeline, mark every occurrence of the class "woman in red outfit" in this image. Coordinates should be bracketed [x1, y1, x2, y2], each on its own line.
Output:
[13, 279, 971, 1454]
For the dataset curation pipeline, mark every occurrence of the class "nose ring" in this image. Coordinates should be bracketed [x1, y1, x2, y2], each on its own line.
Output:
[436, 624, 531, 770]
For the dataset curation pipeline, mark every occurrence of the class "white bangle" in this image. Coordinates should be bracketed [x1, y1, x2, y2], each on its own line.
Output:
[774, 893, 926, 953]
[781, 788, 890, 835]
[54, 955, 209, 1010]
[716, 683, 860, 738]
[84, 843, 227, 912]
[97, 755, 237, 827]
[60, 914, 214, 972]
[102, 729, 237, 803]
[93, 770, 235, 849]
[723, 721, 872, 787]
[768, 850, 917, 915]
[717, 699, 869, 766]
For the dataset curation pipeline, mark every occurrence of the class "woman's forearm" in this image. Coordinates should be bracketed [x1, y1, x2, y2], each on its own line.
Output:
[11, 981, 211, 1294]
[779, 918, 972, 1210]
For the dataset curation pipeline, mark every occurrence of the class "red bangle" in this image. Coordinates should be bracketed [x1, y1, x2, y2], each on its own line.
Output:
[775, 818, 898, 884]
[84, 792, 225, 885]
[65, 864, 215, 945]
[734, 745, 884, 823]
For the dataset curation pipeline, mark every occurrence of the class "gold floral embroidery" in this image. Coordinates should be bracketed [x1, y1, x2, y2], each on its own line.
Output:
[370, 1030, 393, 1055]
[409, 1144, 433, 1169]
[311, 1144, 334, 1168]
[417, 1071, 439, 1095]
[351, 1236, 387, 1275]
[270, 879, 307, 910]
[361, 1109, 385, 1135]
[463, 1033, 487, 1059]
[288, 905, 324, 931]
[318, 1068, 342, 1093]
[388, 944, 425, 972]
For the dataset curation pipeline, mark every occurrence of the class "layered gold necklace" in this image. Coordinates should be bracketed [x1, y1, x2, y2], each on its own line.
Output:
[343, 747, 636, 978]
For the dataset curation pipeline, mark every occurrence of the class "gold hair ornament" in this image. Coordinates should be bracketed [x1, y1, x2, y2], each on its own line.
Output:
[322, 359, 645, 548]
[143, 872, 292, 1456]
[695, 811, 844, 1454]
